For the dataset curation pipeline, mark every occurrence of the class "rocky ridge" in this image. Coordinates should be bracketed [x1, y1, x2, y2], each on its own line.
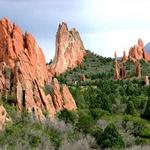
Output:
[129, 38, 150, 62]
[0, 18, 77, 125]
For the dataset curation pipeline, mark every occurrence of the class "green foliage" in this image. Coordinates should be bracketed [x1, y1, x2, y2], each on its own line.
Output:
[3, 67, 12, 79]
[3, 95, 17, 105]
[101, 123, 125, 149]
[0, 112, 62, 149]
[90, 108, 106, 120]
[1, 95, 17, 119]
[77, 111, 95, 133]
[43, 84, 54, 95]
[90, 127, 103, 145]
[57, 50, 113, 85]
[125, 100, 137, 116]
[143, 97, 150, 120]
[57, 109, 77, 124]
[98, 93, 112, 113]
[69, 87, 87, 109]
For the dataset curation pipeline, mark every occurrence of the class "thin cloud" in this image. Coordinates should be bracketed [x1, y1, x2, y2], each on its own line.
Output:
[0, 0, 150, 61]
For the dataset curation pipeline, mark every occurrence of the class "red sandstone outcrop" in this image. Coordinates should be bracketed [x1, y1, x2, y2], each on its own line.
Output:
[122, 51, 128, 63]
[49, 22, 86, 76]
[0, 105, 11, 131]
[135, 61, 141, 79]
[0, 18, 76, 121]
[129, 38, 150, 62]
[120, 63, 126, 79]
[50, 78, 76, 111]
[114, 51, 120, 80]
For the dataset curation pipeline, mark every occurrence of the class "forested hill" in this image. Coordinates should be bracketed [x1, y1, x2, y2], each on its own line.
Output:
[57, 50, 113, 85]
[57, 50, 150, 85]
[56, 50, 150, 149]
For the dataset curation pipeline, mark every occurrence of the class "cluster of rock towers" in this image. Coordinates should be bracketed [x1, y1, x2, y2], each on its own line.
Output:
[114, 51, 141, 80]
[114, 38, 150, 85]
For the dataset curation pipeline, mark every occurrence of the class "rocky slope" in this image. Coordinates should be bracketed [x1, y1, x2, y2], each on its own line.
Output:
[0, 18, 76, 123]
[48, 22, 86, 76]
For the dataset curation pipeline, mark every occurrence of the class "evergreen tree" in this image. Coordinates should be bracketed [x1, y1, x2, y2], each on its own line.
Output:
[101, 123, 125, 149]
[143, 97, 150, 120]
[125, 100, 137, 115]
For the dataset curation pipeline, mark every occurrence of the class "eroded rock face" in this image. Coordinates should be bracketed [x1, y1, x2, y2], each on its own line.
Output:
[122, 51, 128, 63]
[51, 78, 76, 111]
[129, 38, 150, 62]
[114, 51, 120, 80]
[49, 22, 86, 75]
[120, 63, 126, 79]
[135, 61, 141, 79]
[0, 105, 11, 131]
[0, 18, 76, 121]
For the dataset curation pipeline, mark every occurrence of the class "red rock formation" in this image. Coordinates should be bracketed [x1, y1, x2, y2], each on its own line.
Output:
[120, 63, 126, 79]
[122, 51, 128, 63]
[0, 105, 11, 131]
[135, 61, 141, 79]
[129, 38, 150, 62]
[49, 22, 86, 75]
[114, 51, 120, 80]
[51, 78, 76, 111]
[0, 18, 76, 121]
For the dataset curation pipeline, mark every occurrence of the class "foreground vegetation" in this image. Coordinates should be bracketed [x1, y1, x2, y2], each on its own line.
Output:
[0, 50, 150, 149]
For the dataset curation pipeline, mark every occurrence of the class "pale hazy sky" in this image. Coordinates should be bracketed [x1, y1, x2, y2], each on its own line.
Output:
[0, 0, 150, 61]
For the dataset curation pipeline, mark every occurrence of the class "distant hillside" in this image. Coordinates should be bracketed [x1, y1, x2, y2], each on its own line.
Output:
[57, 50, 150, 85]
[144, 43, 150, 53]
[57, 50, 113, 85]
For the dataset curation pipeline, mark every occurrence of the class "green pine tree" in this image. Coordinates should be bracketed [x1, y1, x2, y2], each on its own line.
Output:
[101, 123, 125, 149]
[125, 100, 137, 115]
[143, 97, 150, 120]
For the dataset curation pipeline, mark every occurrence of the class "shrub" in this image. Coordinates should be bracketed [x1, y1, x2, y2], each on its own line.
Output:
[90, 108, 105, 120]
[43, 84, 54, 95]
[77, 112, 94, 133]
[90, 127, 103, 146]
[3, 67, 12, 79]
[125, 100, 137, 116]
[57, 109, 77, 124]
[101, 123, 125, 149]
[142, 97, 150, 120]
[98, 94, 112, 113]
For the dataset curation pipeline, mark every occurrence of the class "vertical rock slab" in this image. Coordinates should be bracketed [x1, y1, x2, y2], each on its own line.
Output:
[49, 22, 86, 75]
[114, 51, 120, 80]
